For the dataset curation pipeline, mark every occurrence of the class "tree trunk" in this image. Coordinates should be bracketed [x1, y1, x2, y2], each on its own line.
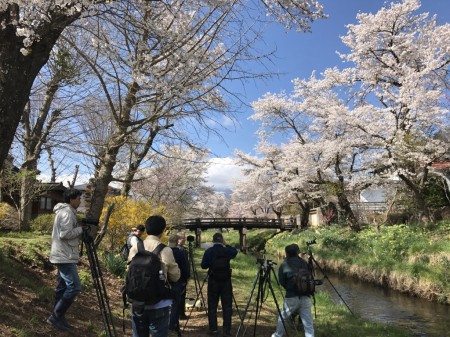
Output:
[0, 6, 80, 170]
[336, 190, 360, 231]
[299, 203, 310, 229]
[293, 194, 310, 229]
[334, 156, 360, 231]
[19, 174, 33, 231]
[398, 173, 432, 224]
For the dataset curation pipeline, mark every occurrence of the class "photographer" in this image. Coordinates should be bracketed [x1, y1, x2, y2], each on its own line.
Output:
[168, 234, 189, 333]
[177, 231, 190, 320]
[201, 233, 238, 337]
[271, 244, 315, 337]
[47, 189, 85, 331]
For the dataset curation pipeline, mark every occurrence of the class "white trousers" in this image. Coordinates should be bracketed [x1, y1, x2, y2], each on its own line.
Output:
[271, 296, 314, 337]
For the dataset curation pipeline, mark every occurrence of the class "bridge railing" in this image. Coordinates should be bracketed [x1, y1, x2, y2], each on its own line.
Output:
[178, 217, 295, 229]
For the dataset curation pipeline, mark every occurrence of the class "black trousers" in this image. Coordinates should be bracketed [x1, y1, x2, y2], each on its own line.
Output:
[207, 277, 233, 334]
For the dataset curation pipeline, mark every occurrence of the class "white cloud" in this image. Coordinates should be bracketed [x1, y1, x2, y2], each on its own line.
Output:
[38, 173, 91, 186]
[206, 157, 244, 190]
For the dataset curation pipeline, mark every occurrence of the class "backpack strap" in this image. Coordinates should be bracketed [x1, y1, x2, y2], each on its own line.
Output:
[135, 241, 165, 256]
[136, 239, 146, 254]
[152, 242, 166, 256]
[286, 257, 301, 275]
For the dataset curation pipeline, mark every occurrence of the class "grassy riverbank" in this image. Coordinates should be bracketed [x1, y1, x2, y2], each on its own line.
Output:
[208, 221, 450, 305]
[264, 221, 450, 305]
[193, 230, 423, 337]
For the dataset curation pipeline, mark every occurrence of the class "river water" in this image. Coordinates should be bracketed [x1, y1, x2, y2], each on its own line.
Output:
[321, 274, 450, 337]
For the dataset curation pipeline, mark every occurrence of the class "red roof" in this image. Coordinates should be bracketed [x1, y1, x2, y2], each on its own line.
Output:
[432, 161, 450, 169]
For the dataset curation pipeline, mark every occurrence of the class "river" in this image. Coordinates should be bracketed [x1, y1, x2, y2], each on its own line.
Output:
[321, 274, 450, 337]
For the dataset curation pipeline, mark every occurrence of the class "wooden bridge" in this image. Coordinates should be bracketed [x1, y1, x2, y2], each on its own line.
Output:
[174, 217, 297, 253]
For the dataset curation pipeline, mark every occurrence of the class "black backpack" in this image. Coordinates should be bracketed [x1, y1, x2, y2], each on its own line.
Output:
[120, 234, 140, 261]
[122, 240, 171, 305]
[209, 246, 231, 281]
[287, 260, 315, 296]
[119, 243, 130, 261]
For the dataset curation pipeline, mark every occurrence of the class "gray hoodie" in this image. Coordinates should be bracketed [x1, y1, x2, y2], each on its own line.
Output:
[49, 203, 83, 264]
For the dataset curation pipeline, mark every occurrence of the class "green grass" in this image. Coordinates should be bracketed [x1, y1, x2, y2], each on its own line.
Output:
[260, 221, 450, 304]
[187, 233, 411, 337]
[1, 221, 448, 337]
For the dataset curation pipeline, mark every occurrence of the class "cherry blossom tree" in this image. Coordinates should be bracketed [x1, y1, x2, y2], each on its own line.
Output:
[131, 145, 213, 222]
[0, 0, 326, 172]
[337, 0, 450, 223]
[11, 42, 85, 229]
[52, 0, 326, 223]
[0, 0, 92, 171]
[234, 147, 289, 219]
[249, 0, 449, 226]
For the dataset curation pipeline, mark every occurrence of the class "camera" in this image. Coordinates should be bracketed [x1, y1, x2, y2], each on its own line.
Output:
[256, 258, 276, 268]
[256, 258, 265, 265]
[186, 235, 195, 242]
[81, 218, 100, 226]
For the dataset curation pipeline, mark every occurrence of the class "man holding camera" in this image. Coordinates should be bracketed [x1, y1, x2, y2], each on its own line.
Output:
[47, 188, 84, 331]
[271, 244, 315, 337]
[201, 233, 238, 336]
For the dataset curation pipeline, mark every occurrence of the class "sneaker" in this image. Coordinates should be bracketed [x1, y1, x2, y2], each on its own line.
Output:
[208, 331, 218, 336]
[60, 317, 73, 329]
[47, 314, 69, 331]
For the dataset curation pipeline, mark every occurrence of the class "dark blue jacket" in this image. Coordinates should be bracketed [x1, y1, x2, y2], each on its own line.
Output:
[201, 243, 238, 271]
[171, 247, 189, 283]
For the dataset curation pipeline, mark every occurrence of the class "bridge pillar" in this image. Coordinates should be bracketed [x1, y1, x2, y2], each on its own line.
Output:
[239, 227, 247, 253]
[195, 228, 201, 248]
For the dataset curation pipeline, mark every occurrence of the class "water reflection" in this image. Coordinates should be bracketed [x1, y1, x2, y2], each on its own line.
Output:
[320, 274, 450, 337]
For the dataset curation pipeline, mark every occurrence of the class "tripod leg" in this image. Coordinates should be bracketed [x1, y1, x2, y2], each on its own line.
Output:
[251, 272, 265, 337]
[189, 248, 207, 309]
[267, 268, 292, 337]
[232, 291, 242, 322]
[182, 273, 208, 331]
[83, 234, 117, 337]
[235, 268, 261, 337]
[309, 255, 354, 316]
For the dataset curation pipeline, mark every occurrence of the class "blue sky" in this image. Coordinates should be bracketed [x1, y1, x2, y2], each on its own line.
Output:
[208, 0, 450, 158]
[205, 0, 450, 190]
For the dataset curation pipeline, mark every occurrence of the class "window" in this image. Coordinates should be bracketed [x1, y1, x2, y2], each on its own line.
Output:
[40, 197, 53, 210]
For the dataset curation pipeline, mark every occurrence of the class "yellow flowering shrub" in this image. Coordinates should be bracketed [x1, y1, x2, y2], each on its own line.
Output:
[100, 196, 167, 252]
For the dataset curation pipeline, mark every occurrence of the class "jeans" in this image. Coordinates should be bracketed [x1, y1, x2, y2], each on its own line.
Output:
[169, 282, 183, 329]
[131, 305, 170, 337]
[272, 296, 314, 337]
[207, 278, 233, 334]
[55, 263, 81, 301]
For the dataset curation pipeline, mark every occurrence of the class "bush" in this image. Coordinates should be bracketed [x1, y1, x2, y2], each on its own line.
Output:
[30, 214, 55, 234]
[104, 252, 126, 277]
[0, 202, 19, 231]
[79, 270, 94, 288]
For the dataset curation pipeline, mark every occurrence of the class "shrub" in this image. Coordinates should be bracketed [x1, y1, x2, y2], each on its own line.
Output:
[104, 252, 126, 277]
[79, 270, 94, 288]
[0, 202, 19, 230]
[29, 213, 55, 234]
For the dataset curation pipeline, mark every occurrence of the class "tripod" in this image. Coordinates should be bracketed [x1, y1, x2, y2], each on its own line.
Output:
[187, 239, 207, 313]
[236, 258, 290, 337]
[183, 245, 242, 334]
[181, 239, 208, 333]
[305, 240, 354, 316]
[81, 228, 117, 337]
